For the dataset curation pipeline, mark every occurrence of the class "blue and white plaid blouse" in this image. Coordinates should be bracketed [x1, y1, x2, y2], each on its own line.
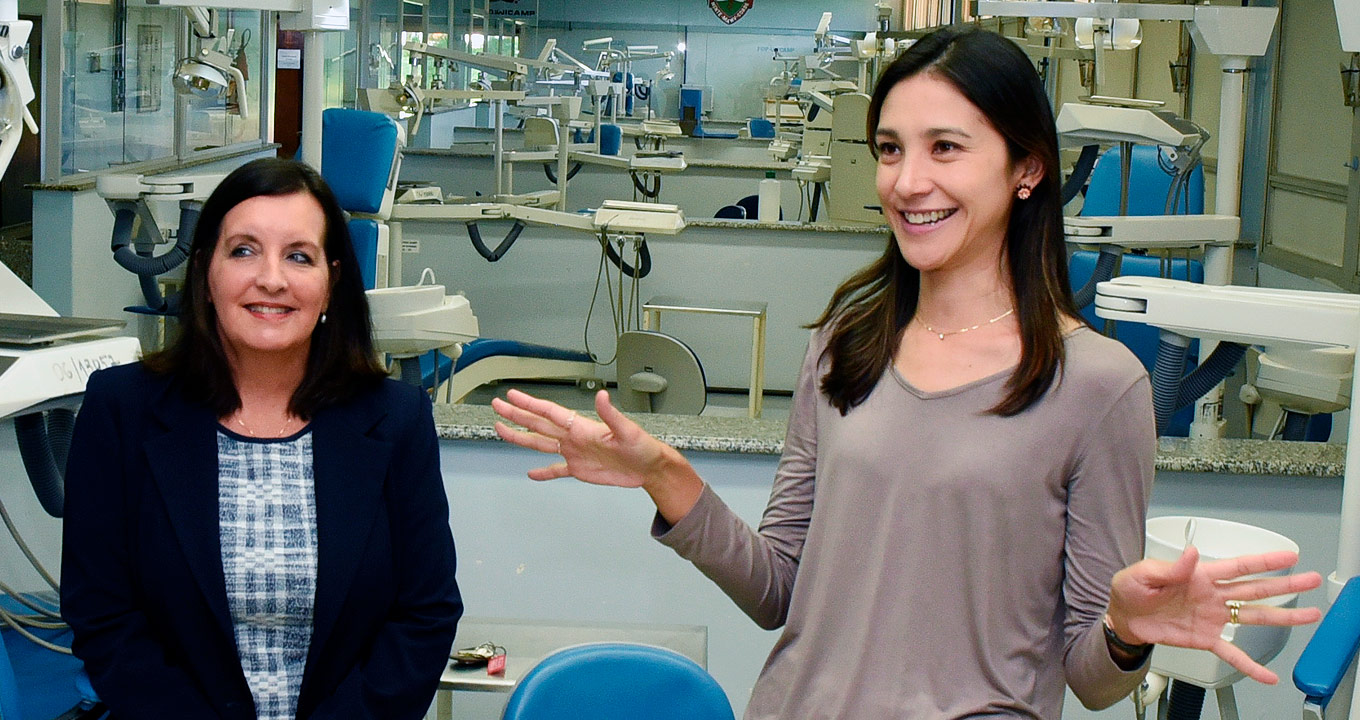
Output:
[218, 429, 317, 720]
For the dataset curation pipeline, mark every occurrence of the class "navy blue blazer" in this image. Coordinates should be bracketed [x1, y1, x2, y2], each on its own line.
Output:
[60, 363, 462, 719]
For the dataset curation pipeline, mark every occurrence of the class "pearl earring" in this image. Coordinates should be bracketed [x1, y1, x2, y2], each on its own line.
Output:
[1016, 184, 1032, 200]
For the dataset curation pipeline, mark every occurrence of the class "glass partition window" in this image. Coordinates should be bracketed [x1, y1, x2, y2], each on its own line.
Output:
[57, 0, 267, 178]
[185, 9, 265, 152]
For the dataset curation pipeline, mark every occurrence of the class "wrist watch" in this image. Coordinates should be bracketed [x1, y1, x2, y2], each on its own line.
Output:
[1103, 614, 1152, 656]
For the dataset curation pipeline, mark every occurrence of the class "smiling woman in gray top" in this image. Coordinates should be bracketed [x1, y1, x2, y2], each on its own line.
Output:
[491, 26, 1322, 720]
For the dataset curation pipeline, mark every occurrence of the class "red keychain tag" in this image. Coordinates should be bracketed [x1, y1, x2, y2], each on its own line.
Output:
[487, 652, 507, 675]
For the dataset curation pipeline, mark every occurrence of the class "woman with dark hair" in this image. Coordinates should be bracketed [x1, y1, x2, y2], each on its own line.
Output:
[490, 26, 1319, 719]
[61, 157, 462, 720]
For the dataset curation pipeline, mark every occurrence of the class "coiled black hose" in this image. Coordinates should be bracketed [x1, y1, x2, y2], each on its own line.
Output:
[631, 171, 662, 199]
[602, 237, 651, 279]
[1072, 247, 1120, 309]
[1175, 342, 1247, 410]
[1166, 679, 1206, 720]
[1061, 145, 1101, 206]
[1151, 332, 1248, 434]
[543, 162, 583, 184]
[466, 221, 525, 262]
[1152, 333, 1192, 435]
[398, 357, 424, 387]
[14, 409, 76, 518]
[110, 201, 198, 277]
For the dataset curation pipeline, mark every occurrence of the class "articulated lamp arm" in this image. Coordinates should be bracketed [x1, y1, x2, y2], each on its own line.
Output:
[0, 18, 37, 182]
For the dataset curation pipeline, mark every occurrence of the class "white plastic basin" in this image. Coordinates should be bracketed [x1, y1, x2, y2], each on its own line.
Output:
[1144, 515, 1300, 688]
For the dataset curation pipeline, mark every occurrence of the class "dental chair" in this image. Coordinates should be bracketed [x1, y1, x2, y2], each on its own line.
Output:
[1295, 576, 1360, 720]
[500, 643, 733, 720]
[321, 107, 401, 291]
[320, 109, 598, 398]
[1069, 144, 1206, 436]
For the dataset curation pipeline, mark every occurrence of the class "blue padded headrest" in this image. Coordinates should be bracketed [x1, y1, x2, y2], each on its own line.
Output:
[1081, 145, 1205, 217]
[322, 108, 400, 215]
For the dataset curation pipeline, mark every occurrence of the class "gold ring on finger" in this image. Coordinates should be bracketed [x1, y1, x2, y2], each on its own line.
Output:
[1226, 599, 1242, 625]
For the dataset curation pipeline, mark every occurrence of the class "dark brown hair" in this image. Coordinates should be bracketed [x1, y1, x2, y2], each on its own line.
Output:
[811, 26, 1079, 416]
[143, 157, 388, 417]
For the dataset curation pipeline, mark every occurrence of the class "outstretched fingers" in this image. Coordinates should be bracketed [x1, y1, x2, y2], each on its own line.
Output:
[1217, 571, 1323, 603]
[594, 389, 641, 441]
[493, 421, 559, 454]
[1130, 545, 1200, 589]
[1232, 603, 1322, 628]
[1203, 551, 1302, 582]
[1211, 637, 1279, 684]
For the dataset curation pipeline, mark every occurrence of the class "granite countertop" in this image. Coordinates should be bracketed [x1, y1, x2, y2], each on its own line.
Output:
[30, 143, 280, 192]
[688, 218, 887, 234]
[432, 403, 1345, 476]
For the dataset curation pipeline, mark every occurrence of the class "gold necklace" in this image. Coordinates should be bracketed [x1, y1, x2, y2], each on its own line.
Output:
[919, 307, 1015, 340]
[232, 412, 295, 438]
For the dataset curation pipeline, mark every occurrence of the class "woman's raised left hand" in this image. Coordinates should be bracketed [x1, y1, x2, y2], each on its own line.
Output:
[1105, 546, 1323, 684]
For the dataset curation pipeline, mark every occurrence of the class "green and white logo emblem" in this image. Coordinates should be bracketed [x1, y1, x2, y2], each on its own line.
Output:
[709, 0, 752, 25]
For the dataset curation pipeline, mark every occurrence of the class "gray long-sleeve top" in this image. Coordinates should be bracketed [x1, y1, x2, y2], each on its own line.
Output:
[655, 326, 1156, 719]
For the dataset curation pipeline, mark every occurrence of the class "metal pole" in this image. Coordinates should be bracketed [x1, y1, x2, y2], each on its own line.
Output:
[493, 98, 504, 197]
[301, 31, 325, 170]
[1189, 55, 1247, 439]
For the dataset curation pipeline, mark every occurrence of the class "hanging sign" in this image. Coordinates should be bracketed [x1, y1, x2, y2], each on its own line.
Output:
[489, 0, 537, 18]
[709, 0, 752, 25]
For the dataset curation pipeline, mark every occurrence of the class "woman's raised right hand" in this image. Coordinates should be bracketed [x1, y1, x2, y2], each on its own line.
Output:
[492, 389, 706, 523]
[491, 388, 668, 488]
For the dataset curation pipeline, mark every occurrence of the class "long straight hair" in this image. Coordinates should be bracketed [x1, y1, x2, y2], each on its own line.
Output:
[810, 26, 1079, 416]
[142, 158, 388, 418]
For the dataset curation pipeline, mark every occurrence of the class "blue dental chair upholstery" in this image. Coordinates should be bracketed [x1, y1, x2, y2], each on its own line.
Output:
[500, 643, 734, 720]
[321, 108, 403, 290]
[1070, 143, 1206, 436]
[0, 597, 104, 720]
[1295, 576, 1360, 720]
[1070, 251, 1203, 436]
[1080, 145, 1204, 217]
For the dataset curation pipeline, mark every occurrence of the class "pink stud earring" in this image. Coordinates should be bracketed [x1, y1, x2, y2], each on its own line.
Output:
[1016, 184, 1032, 200]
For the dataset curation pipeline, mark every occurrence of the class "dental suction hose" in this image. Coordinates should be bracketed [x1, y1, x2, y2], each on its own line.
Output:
[542, 162, 582, 184]
[1071, 247, 1120, 309]
[1151, 330, 1248, 435]
[466, 220, 525, 262]
[1166, 680, 1206, 720]
[602, 236, 651, 278]
[13, 409, 76, 518]
[110, 200, 199, 277]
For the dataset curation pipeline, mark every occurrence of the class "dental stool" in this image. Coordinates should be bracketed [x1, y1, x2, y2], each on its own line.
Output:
[500, 642, 733, 720]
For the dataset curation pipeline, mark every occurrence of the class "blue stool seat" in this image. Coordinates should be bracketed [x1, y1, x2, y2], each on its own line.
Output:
[501, 642, 733, 720]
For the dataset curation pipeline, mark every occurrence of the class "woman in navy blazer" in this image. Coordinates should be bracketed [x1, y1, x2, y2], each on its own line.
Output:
[60, 158, 462, 719]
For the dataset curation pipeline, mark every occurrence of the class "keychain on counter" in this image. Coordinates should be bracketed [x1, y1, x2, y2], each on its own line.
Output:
[451, 641, 507, 675]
